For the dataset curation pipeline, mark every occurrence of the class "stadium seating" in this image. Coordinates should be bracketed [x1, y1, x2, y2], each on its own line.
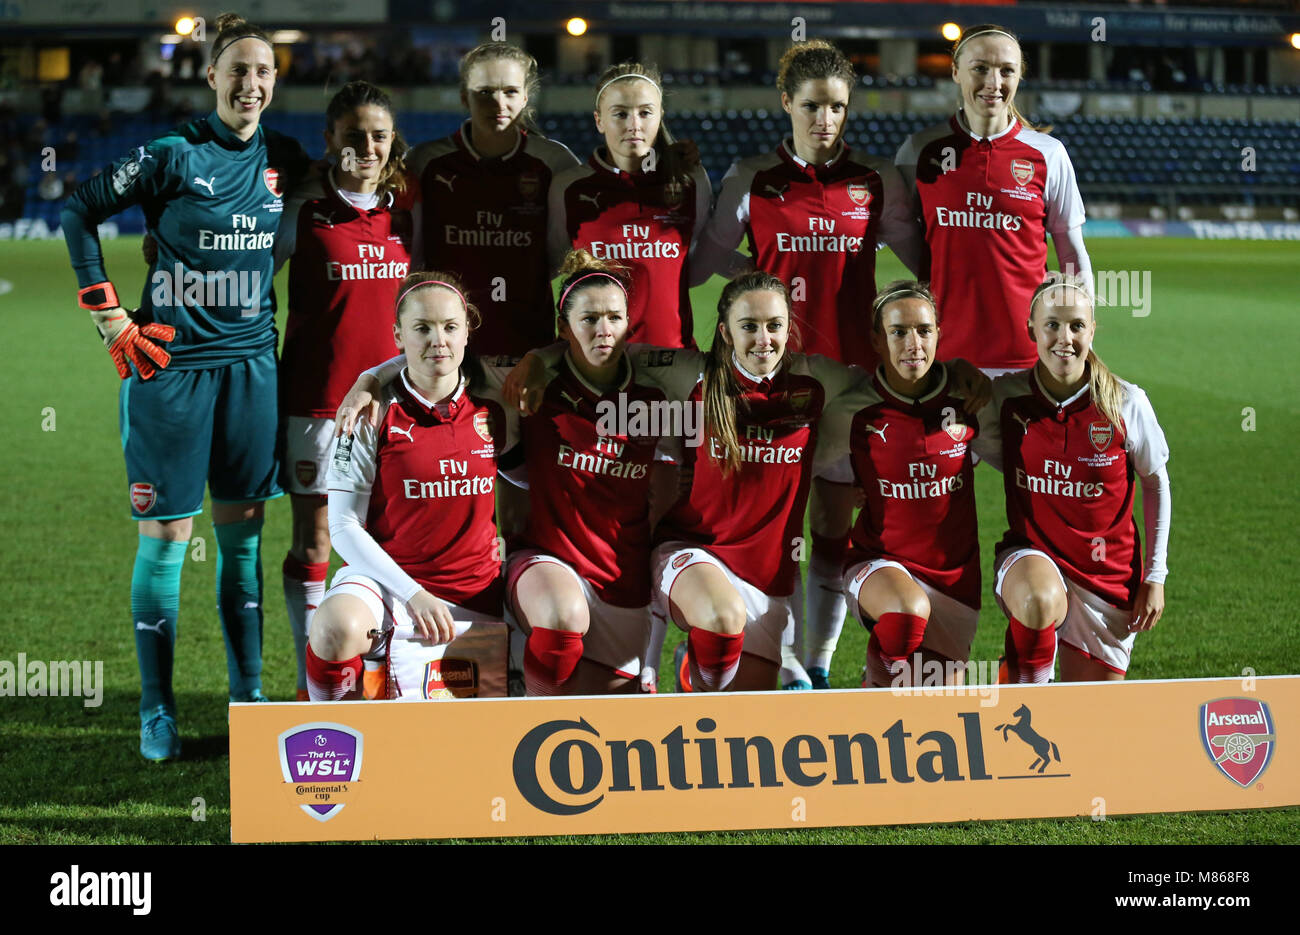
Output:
[11, 110, 1299, 232]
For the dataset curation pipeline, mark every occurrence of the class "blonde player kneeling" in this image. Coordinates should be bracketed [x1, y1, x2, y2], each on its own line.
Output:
[973, 272, 1170, 683]
[308, 271, 534, 700]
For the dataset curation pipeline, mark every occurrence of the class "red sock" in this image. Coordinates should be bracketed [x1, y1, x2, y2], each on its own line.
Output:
[687, 628, 744, 691]
[305, 644, 363, 701]
[864, 633, 895, 688]
[873, 612, 927, 664]
[1007, 616, 1057, 684]
[524, 628, 584, 696]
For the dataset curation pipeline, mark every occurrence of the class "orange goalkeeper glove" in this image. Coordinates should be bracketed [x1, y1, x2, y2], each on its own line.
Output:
[79, 283, 176, 380]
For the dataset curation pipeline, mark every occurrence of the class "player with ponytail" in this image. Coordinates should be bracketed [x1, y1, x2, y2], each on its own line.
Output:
[973, 272, 1171, 683]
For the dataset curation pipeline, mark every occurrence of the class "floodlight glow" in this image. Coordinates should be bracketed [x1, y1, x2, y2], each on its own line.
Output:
[1290, 32, 1300, 50]
[567, 18, 589, 37]
[941, 23, 962, 43]
[175, 16, 196, 36]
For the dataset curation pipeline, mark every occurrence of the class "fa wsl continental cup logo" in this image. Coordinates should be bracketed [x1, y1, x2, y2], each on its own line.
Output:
[1200, 698, 1275, 787]
[279, 723, 363, 821]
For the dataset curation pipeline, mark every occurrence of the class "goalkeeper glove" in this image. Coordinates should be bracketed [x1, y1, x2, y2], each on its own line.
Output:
[79, 282, 176, 380]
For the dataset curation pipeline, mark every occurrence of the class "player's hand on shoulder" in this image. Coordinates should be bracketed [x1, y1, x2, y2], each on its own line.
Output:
[503, 353, 549, 416]
[670, 138, 702, 171]
[407, 590, 456, 644]
[335, 375, 383, 437]
[1128, 581, 1164, 633]
[947, 358, 992, 413]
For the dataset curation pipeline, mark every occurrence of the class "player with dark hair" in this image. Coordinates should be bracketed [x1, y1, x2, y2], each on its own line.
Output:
[61, 12, 308, 759]
[895, 24, 1091, 375]
[691, 39, 926, 691]
[819, 282, 986, 688]
[973, 273, 1170, 683]
[274, 80, 416, 700]
[548, 62, 710, 349]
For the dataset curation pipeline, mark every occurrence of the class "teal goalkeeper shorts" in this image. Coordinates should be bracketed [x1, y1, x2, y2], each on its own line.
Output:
[118, 350, 283, 520]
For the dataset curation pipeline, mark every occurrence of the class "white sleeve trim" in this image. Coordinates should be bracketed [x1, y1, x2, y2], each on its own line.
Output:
[689, 158, 753, 286]
[1052, 225, 1093, 295]
[1140, 465, 1170, 584]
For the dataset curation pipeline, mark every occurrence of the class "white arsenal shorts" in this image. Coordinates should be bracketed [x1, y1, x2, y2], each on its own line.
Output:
[505, 549, 650, 680]
[993, 548, 1136, 675]
[284, 416, 337, 495]
[327, 568, 507, 699]
[650, 542, 791, 665]
[842, 559, 979, 664]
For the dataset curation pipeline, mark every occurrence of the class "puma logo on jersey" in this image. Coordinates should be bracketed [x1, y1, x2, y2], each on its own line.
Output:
[388, 424, 416, 442]
[764, 184, 788, 202]
[135, 619, 166, 634]
[559, 390, 583, 411]
[579, 193, 601, 209]
[311, 211, 335, 227]
[136, 146, 153, 162]
[1012, 413, 1031, 434]
[433, 173, 456, 191]
[193, 176, 216, 196]
[865, 423, 889, 443]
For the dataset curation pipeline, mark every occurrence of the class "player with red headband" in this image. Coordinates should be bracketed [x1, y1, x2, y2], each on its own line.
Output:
[818, 282, 987, 688]
[972, 273, 1170, 683]
[691, 40, 926, 691]
[308, 271, 539, 701]
[409, 41, 578, 357]
[896, 24, 1091, 375]
[274, 80, 416, 700]
[548, 62, 710, 349]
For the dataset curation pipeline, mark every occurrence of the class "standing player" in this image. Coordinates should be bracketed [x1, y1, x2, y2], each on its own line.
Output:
[275, 81, 415, 700]
[408, 42, 578, 357]
[820, 282, 985, 688]
[548, 62, 711, 349]
[308, 272, 521, 701]
[973, 273, 1170, 683]
[648, 272, 868, 692]
[691, 40, 926, 691]
[506, 250, 679, 695]
[61, 13, 308, 760]
[895, 24, 1092, 374]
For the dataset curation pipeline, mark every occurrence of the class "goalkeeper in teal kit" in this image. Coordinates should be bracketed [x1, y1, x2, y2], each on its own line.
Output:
[62, 13, 308, 760]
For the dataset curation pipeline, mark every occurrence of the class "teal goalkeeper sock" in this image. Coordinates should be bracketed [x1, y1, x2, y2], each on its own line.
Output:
[215, 517, 265, 699]
[132, 534, 187, 717]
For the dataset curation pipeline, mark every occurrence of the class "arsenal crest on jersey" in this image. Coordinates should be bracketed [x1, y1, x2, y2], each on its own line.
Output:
[1089, 420, 1114, 452]
[1010, 159, 1034, 187]
[295, 460, 318, 487]
[662, 180, 684, 209]
[518, 171, 541, 202]
[945, 421, 970, 442]
[130, 482, 156, 514]
[1200, 698, 1275, 788]
[473, 410, 494, 443]
[671, 552, 692, 570]
[848, 182, 871, 207]
[263, 167, 283, 197]
[788, 389, 813, 412]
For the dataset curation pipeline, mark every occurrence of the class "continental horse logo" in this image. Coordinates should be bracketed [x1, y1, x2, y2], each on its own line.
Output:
[994, 704, 1062, 774]
[1200, 698, 1275, 787]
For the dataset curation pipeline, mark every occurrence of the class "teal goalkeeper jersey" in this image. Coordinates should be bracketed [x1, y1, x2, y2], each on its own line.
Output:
[63, 111, 309, 369]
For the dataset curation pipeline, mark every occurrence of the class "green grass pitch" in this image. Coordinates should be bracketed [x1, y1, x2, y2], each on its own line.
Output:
[0, 236, 1296, 844]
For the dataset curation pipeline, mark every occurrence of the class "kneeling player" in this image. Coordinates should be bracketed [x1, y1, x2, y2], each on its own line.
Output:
[308, 272, 525, 700]
[973, 273, 1170, 683]
[821, 282, 986, 687]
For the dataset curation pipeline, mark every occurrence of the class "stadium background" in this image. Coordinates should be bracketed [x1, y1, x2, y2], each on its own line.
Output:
[0, 0, 1297, 844]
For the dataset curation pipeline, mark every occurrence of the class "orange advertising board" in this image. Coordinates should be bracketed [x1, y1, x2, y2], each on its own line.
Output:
[229, 676, 1298, 842]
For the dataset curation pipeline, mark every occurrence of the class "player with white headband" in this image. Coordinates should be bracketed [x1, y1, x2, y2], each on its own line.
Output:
[60, 12, 308, 759]
[548, 63, 711, 349]
[308, 272, 547, 701]
[972, 273, 1171, 683]
[895, 23, 1092, 376]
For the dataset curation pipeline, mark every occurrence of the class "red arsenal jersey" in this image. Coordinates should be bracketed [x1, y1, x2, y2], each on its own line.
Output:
[694, 140, 918, 367]
[409, 124, 579, 356]
[326, 370, 514, 614]
[651, 349, 861, 596]
[973, 368, 1170, 609]
[837, 365, 981, 609]
[516, 353, 675, 607]
[896, 114, 1086, 370]
[276, 169, 415, 417]
[548, 150, 711, 348]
